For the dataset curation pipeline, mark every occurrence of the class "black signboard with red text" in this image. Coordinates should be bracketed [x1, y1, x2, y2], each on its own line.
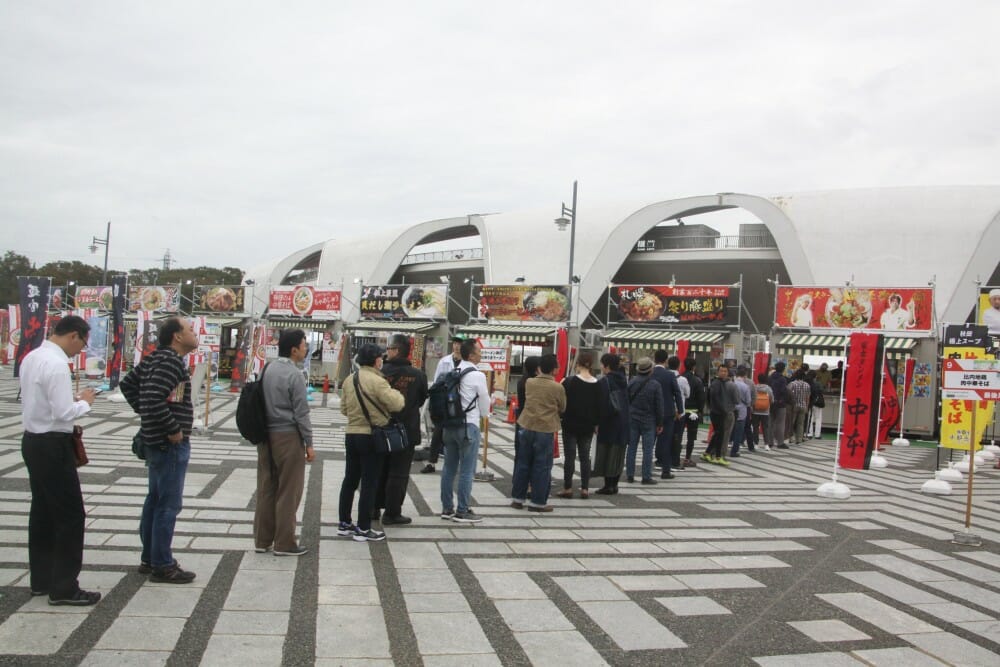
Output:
[610, 285, 730, 325]
[13, 277, 51, 377]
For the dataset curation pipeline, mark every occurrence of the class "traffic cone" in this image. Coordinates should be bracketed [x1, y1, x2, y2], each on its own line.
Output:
[506, 397, 518, 424]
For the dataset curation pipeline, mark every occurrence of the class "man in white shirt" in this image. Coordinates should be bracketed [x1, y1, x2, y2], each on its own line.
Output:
[420, 336, 464, 474]
[983, 289, 1000, 335]
[440, 339, 491, 523]
[19, 315, 100, 606]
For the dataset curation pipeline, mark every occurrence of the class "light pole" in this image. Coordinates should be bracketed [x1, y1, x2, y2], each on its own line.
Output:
[554, 181, 578, 285]
[89, 221, 111, 285]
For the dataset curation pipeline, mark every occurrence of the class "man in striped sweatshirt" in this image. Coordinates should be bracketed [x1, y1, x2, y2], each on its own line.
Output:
[120, 317, 199, 583]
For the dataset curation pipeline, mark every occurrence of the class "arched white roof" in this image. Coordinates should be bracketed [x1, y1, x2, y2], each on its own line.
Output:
[258, 186, 1000, 327]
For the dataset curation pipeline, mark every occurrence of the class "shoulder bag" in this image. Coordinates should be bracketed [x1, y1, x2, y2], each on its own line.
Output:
[353, 373, 409, 455]
[71, 425, 89, 467]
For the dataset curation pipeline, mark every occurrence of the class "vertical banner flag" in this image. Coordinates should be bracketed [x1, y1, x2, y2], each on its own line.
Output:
[251, 324, 267, 377]
[838, 332, 884, 470]
[753, 352, 771, 385]
[0, 308, 9, 364]
[229, 320, 254, 392]
[555, 327, 569, 383]
[14, 277, 51, 377]
[676, 339, 691, 366]
[877, 364, 901, 445]
[6, 306, 18, 366]
[902, 357, 916, 399]
[107, 275, 128, 389]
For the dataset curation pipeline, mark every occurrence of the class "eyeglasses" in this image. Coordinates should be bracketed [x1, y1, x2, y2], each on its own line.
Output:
[387, 346, 398, 351]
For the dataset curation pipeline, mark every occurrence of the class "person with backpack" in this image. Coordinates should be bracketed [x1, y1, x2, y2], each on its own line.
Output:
[511, 353, 566, 511]
[593, 353, 629, 494]
[624, 357, 664, 484]
[375, 334, 428, 525]
[418, 336, 464, 474]
[439, 339, 491, 522]
[751, 373, 774, 452]
[254, 329, 315, 556]
[680, 357, 705, 468]
[338, 344, 404, 542]
[119, 317, 199, 583]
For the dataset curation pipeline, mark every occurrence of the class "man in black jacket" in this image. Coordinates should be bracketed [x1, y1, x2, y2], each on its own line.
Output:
[120, 317, 199, 583]
[768, 361, 791, 449]
[680, 358, 705, 468]
[375, 334, 429, 525]
[651, 350, 684, 479]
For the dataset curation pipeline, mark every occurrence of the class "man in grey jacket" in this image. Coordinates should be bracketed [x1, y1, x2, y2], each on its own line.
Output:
[254, 329, 315, 556]
[705, 365, 739, 466]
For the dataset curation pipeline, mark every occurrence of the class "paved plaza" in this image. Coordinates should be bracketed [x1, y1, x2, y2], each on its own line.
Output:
[0, 367, 998, 666]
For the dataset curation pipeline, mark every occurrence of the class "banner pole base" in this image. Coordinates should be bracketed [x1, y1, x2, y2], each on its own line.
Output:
[892, 437, 910, 446]
[952, 530, 982, 547]
[938, 463, 964, 483]
[817, 480, 851, 499]
[870, 452, 889, 469]
[473, 469, 495, 482]
[921, 472, 952, 495]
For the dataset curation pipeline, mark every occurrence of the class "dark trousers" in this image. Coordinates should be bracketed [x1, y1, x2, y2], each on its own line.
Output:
[654, 418, 676, 473]
[22, 433, 85, 598]
[339, 434, 383, 531]
[427, 425, 444, 464]
[684, 415, 700, 460]
[561, 430, 593, 490]
[375, 445, 416, 518]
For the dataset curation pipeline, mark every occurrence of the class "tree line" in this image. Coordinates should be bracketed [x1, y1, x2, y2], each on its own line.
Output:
[0, 251, 244, 308]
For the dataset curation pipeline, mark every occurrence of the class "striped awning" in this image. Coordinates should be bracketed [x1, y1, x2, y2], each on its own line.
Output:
[601, 329, 726, 352]
[346, 321, 439, 333]
[266, 317, 334, 331]
[457, 324, 557, 343]
[776, 334, 917, 359]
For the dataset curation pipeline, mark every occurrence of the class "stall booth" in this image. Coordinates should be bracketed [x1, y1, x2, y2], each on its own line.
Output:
[266, 285, 343, 385]
[602, 283, 743, 380]
[771, 285, 938, 437]
[456, 323, 558, 398]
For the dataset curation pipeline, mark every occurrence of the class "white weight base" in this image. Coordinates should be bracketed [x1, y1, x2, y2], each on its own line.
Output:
[983, 444, 1000, 454]
[892, 437, 910, 446]
[977, 449, 996, 462]
[817, 481, 851, 499]
[955, 457, 977, 474]
[921, 477, 952, 495]
[938, 464, 964, 482]
[869, 453, 889, 469]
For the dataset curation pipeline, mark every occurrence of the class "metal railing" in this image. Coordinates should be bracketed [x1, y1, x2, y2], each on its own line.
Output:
[401, 247, 483, 265]
[636, 233, 777, 251]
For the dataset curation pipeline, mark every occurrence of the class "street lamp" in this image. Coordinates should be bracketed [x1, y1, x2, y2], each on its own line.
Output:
[554, 181, 577, 285]
[89, 221, 111, 285]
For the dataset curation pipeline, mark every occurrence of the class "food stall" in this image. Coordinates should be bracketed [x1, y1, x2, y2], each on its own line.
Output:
[601, 284, 738, 379]
[193, 284, 250, 381]
[771, 285, 938, 437]
[267, 285, 343, 383]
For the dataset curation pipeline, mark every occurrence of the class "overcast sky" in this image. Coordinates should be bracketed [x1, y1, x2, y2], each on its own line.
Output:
[2, 1, 998, 275]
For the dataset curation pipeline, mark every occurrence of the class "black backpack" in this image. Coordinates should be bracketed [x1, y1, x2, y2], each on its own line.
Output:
[236, 363, 269, 444]
[428, 366, 477, 428]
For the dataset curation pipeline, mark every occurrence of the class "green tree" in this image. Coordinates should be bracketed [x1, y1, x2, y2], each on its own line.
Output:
[0, 251, 33, 307]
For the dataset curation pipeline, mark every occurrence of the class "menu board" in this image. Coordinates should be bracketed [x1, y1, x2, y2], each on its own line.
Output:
[478, 285, 571, 322]
[610, 285, 730, 324]
[268, 286, 341, 319]
[774, 286, 933, 331]
[128, 284, 181, 312]
[194, 285, 246, 313]
[360, 284, 447, 319]
[75, 285, 114, 310]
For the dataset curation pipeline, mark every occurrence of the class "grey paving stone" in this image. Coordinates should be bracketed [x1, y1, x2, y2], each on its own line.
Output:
[511, 541, 616, 554]
[578, 600, 686, 650]
[319, 585, 380, 605]
[0, 611, 87, 654]
[924, 580, 1000, 613]
[575, 557, 659, 572]
[319, 558, 376, 586]
[388, 541, 448, 569]
[437, 542, 511, 555]
[955, 620, 1000, 645]
[657, 595, 732, 616]
[674, 573, 766, 590]
[849, 647, 947, 666]
[839, 520, 887, 530]
[409, 611, 493, 655]
[121, 587, 201, 617]
[0, 568, 26, 586]
[916, 602, 993, 623]
[554, 575, 630, 601]
[837, 571, 946, 605]
[397, 569, 461, 594]
[315, 605, 391, 658]
[894, 548, 954, 562]
[422, 655, 503, 667]
[474, 572, 547, 600]
[608, 575, 685, 591]
[200, 633, 284, 665]
[213, 610, 290, 635]
[816, 593, 940, 635]
[405, 592, 470, 613]
[514, 630, 609, 667]
[957, 550, 1000, 568]
[905, 631, 1000, 666]
[752, 652, 866, 666]
[320, 539, 374, 559]
[708, 555, 791, 570]
[494, 599, 575, 631]
[79, 650, 172, 666]
[788, 619, 871, 642]
[853, 554, 955, 583]
[95, 616, 186, 651]
[224, 570, 294, 611]
[465, 557, 585, 572]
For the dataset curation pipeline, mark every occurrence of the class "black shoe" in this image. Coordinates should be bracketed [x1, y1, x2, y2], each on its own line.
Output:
[777, 444, 789, 449]
[150, 564, 196, 584]
[31, 589, 48, 597]
[274, 546, 309, 556]
[137, 562, 152, 574]
[730, 452, 741, 458]
[420, 464, 436, 474]
[660, 472, 675, 479]
[382, 515, 412, 526]
[452, 510, 484, 523]
[594, 487, 613, 495]
[627, 476, 635, 483]
[510, 501, 524, 509]
[49, 589, 101, 606]
[641, 478, 658, 485]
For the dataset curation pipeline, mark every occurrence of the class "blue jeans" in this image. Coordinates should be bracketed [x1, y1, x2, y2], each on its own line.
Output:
[730, 417, 747, 455]
[511, 429, 554, 507]
[440, 423, 480, 513]
[626, 419, 657, 481]
[140, 438, 190, 569]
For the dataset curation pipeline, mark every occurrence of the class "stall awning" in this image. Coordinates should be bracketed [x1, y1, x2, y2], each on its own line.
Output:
[266, 317, 335, 331]
[602, 329, 726, 352]
[346, 321, 438, 333]
[457, 324, 557, 343]
[776, 334, 917, 359]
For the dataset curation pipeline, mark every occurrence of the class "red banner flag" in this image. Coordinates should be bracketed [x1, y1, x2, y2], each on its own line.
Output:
[676, 339, 691, 365]
[752, 352, 771, 384]
[902, 358, 916, 398]
[838, 332, 884, 470]
[554, 327, 569, 383]
[877, 364, 901, 445]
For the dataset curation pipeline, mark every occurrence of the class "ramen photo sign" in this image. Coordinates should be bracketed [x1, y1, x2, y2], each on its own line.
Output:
[269, 287, 342, 319]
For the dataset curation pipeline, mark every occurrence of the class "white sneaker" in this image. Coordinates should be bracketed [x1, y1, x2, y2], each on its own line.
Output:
[764, 445, 771, 452]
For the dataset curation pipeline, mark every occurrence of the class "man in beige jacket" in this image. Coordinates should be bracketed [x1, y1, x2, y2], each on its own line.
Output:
[511, 354, 566, 512]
